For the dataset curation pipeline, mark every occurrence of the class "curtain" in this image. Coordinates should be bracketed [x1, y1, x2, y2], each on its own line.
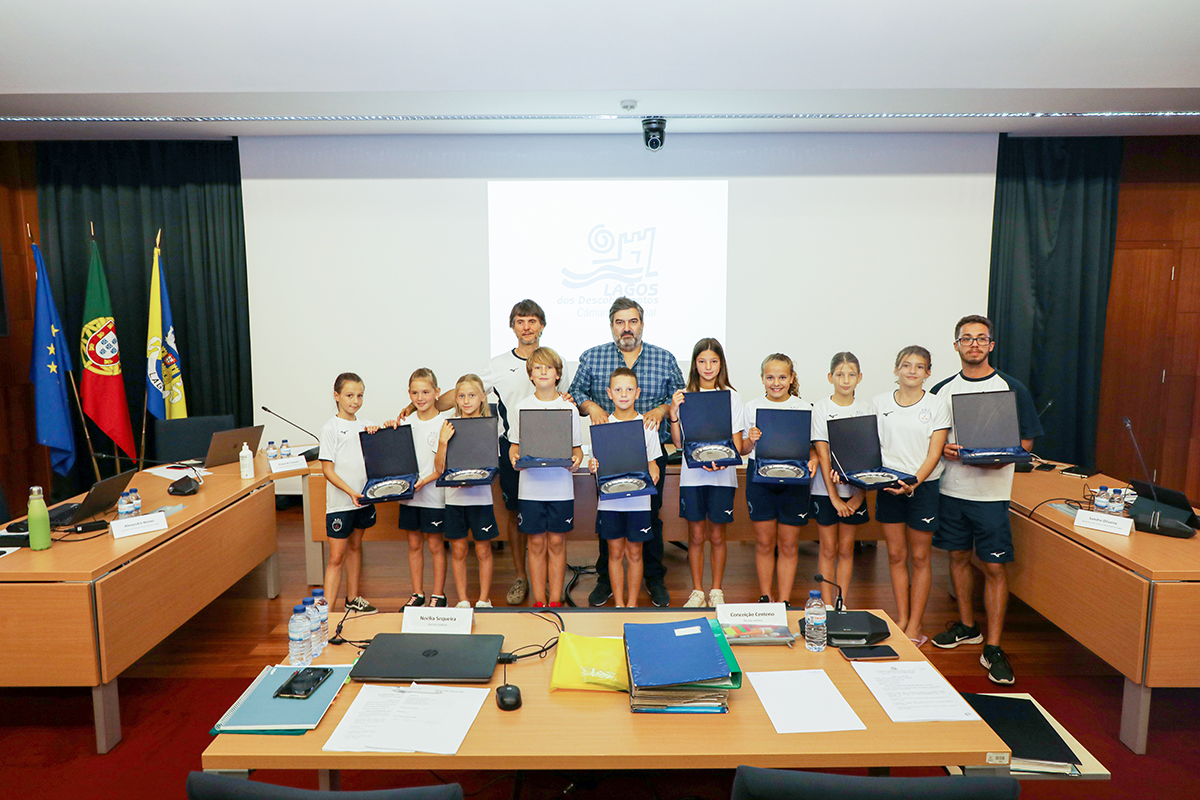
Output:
[36, 140, 251, 479]
[988, 134, 1123, 467]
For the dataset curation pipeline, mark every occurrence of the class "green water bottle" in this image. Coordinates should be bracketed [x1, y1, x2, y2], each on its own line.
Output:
[27, 486, 51, 551]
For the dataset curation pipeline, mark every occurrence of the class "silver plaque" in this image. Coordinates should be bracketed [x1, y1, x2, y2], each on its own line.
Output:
[600, 477, 647, 495]
[855, 471, 897, 485]
[691, 444, 738, 462]
[758, 463, 806, 479]
[366, 478, 411, 498]
[444, 468, 491, 482]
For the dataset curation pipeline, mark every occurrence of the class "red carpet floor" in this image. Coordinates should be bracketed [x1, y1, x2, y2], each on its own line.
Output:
[1, 676, 1195, 799]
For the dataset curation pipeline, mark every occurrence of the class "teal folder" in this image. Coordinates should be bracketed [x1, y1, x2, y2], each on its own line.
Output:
[211, 664, 353, 735]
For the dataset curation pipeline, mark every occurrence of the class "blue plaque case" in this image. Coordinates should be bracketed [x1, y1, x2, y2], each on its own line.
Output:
[750, 407, 813, 485]
[679, 390, 741, 469]
[358, 425, 419, 503]
[951, 391, 1032, 465]
[590, 418, 658, 500]
[826, 415, 916, 491]
[514, 408, 575, 469]
[436, 416, 499, 487]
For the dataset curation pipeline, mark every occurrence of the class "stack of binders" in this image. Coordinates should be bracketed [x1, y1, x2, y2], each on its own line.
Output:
[623, 617, 741, 713]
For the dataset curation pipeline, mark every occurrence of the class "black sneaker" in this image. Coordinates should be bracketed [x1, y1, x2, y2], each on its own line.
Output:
[430, 594, 448, 607]
[589, 582, 613, 607]
[647, 581, 671, 608]
[401, 593, 425, 612]
[345, 596, 377, 615]
[982, 645, 1015, 684]
[758, 595, 771, 603]
[932, 620, 983, 649]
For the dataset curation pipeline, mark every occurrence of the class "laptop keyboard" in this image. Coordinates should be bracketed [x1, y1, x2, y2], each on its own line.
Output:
[5, 502, 80, 532]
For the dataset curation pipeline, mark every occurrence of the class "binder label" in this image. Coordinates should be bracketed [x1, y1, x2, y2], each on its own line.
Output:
[674, 625, 702, 637]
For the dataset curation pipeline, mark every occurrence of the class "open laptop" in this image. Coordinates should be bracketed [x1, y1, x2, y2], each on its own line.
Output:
[202, 425, 265, 468]
[349, 633, 505, 683]
[3, 468, 137, 537]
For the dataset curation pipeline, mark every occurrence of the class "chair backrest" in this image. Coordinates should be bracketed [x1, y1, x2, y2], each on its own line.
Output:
[154, 415, 236, 464]
[731, 766, 1020, 800]
[186, 772, 464, 800]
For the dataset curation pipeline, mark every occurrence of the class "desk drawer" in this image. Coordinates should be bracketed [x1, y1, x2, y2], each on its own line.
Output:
[0, 582, 98, 685]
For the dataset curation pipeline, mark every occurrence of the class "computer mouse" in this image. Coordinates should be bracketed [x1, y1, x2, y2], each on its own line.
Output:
[495, 683, 522, 711]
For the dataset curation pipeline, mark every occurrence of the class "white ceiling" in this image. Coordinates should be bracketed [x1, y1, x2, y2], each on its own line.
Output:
[3, 1, 1199, 139]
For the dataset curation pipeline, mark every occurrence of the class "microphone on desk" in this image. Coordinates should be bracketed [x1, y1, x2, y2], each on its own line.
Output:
[812, 573, 844, 611]
[1122, 418, 1194, 539]
[261, 406, 321, 461]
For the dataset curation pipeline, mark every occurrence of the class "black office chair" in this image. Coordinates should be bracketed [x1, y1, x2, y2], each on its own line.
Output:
[730, 766, 1020, 800]
[154, 414, 236, 464]
[186, 772, 464, 800]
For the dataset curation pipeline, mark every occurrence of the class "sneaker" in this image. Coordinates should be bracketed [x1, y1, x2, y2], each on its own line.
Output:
[932, 621, 983, 649]
[475, 600, 493, 608]
[648, 581, 670, 608]
[455, 601, 471, 608]
[345, 596, 377, 615]
[982, 645, 1015, 684]
[430, 594, 448, 607]
[758, 595, 771, 603]
[402, 593, 425, 612]
[589, 582, 613, 607]
[708, 589, 726, 606]
[683, 589, 706, 608]
[506, 577, 529, 605]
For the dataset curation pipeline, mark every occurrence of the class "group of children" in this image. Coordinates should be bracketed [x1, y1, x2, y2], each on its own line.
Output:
[319, 338, 956, 646]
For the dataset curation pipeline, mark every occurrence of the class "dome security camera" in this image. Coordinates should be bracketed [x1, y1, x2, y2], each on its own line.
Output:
[642, 118, 666, 151]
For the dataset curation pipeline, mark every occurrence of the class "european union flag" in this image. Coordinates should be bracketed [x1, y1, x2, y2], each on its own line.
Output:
[30, 243, 77, 475]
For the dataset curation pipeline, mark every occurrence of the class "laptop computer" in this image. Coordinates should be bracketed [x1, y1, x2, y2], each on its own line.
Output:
[349, 633, 505, 683]
[2, 468, 137, 537]
[203, 425, 266, 468]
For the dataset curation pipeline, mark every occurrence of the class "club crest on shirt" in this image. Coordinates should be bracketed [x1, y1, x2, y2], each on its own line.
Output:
[918, 408, 932, 424]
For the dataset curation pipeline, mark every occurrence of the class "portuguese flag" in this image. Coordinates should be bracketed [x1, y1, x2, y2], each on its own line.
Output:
[80, 240, 137, 459]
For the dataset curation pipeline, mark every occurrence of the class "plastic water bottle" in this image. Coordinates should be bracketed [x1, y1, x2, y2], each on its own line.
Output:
[303, 596, 323, 657]
[27, 486, 51, 551]
[804, 590, 827, 652]
[1094, 486, 1110, 514]
[312, 589, 329, 648]
[281, 439, 292, 458]
[266, 440, 279, 460]
[288, 604, 312, 667]
[1109, 488, 1125, 516]
[117, 491, 133, 519]
[129, 488, 142, 516]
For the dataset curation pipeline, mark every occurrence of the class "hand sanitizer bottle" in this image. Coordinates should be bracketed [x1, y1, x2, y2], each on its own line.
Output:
[239, 442, 255, 479]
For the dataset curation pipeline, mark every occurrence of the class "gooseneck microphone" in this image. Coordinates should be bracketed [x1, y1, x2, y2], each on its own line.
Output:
[812, 573, 844, 611]
[1121, 417, 1194, 538]
[261, 406, 318, 439]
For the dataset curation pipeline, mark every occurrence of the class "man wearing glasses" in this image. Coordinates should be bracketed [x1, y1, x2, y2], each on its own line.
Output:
[929, 315, 1043, 685]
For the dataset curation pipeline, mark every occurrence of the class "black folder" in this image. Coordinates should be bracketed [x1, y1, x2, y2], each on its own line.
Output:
[962, 693, 1081, 768]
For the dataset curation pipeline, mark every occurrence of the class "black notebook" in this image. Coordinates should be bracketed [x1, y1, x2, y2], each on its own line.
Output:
[962, 693, 1080, 770]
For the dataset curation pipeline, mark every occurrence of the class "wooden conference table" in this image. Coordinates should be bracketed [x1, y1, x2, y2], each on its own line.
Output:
[202, 609, 1012, 787]
[1007, 468, 1200, 753]
[0, 455, 300, 753]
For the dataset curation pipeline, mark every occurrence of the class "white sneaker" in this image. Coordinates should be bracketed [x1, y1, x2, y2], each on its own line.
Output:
[475, 600, 493, 608]
[455, 600, 471, 608]
[708, 589, 726, 606]
[683, 589, 706, 608]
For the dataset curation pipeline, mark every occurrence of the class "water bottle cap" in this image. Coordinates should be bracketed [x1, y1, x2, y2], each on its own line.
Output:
[1099, 485, 1108, 491]
[312, 589, 325, 597]
[29, 485, 44, 498]
[121, 491, 130, 497]
[293, 605, 307, 613]
[809, 590, 822, 598]
[302, 597, 315, 605]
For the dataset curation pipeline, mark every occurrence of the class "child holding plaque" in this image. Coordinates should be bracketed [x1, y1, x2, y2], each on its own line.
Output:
[437, 374, 498, 609]
[740, 353, 815, 605]
[811, 352, 872, 608]
[507, 348, 583, 607]
[669, 338, 745, 608]
[395, 368, 451, 610]
[872, 346, 952, 647]
[318, 372, 378, 615]
[587, 367, 662, 607]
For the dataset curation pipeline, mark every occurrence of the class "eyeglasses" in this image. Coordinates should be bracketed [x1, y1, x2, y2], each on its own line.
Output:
[956, 336, 992, 346]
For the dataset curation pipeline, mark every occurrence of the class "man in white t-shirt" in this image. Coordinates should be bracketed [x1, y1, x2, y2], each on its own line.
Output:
[930, 314, 1043, 685]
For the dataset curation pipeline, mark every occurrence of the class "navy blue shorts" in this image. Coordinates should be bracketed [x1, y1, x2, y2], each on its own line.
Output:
[518, 498, 575, 534]
[398, 505, 446, 535]
[875, 480, 941, 532]
[326, 506, 376, 539]
[811, 494, 870, 527]
[745, 465, 810, 526]
[679, 485, 736, 524]
[497, 436, 519, 512]
[597, 509, 653, 542]
[934, 495, 1014, 563]
[444, 504, 499, 541]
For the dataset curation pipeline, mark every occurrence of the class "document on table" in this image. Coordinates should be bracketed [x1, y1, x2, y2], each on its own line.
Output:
[145, 465, 213, 480]
[323, 683, 489, 754]
[852, 661, 981, 723]
[747, 670, 865, 733]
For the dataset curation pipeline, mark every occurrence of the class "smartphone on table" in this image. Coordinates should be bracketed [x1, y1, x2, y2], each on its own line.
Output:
[839, 645, 899, 661]
[274, 666, 334, 699]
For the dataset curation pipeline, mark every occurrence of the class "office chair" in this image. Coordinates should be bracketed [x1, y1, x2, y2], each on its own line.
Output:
[730, 766, 1019, 800]
[186, 772, 464, 800]
[154, 414, 236, 464]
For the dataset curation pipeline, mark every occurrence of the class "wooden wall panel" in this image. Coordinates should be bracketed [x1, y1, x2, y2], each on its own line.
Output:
[1115, 184, 1188, 242]
[1180, 249, 1200, 314]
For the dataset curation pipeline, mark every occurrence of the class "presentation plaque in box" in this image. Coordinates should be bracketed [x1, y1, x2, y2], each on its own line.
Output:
[750, 408, 813, 485]
[952, 390, 1032, 465]
[514, 408, 575, 469]
[591, 418, 658, 500]
[437, 416, 499, 487]
[826, 415, 916, 491]
[358, 425, 419, 502]
[679, 390, 741, 469]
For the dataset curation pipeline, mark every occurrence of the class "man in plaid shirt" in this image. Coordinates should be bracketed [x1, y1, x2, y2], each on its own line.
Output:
[569, 296, 685, 607]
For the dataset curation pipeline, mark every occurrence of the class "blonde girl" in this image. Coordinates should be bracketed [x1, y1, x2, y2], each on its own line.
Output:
[396, 368, 450, 609]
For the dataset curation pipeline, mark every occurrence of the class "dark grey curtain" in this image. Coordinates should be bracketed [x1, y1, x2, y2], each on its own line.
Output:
[988, 134, 1123, 466]
[36, 140, 251, 481]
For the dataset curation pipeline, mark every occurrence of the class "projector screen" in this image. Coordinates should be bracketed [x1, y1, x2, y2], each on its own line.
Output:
[240, 132, 997, 482]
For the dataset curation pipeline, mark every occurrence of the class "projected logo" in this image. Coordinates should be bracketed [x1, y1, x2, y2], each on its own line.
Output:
[561, 225, 659, 297]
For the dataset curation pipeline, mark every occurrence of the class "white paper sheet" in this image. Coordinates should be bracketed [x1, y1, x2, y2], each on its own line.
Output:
[323, 683, 489, 754]
[747, 670, 866, 733]
[852, 661, 981, 723]
[145, 465, 212, 480]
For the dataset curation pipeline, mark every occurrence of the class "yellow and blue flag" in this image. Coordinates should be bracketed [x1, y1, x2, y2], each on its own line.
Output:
[30, 243, 77, 475]
[145, 245, 187, 419]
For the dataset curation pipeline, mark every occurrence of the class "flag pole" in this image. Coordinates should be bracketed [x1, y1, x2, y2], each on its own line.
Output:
[68, 372, 103, 483]
[139, 391, 149, 471]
